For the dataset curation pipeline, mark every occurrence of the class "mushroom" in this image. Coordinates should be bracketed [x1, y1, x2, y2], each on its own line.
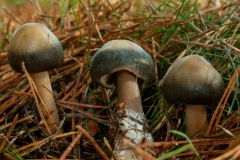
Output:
[89, 40, 154, 159]
[162, 55, 224, 139]
[7, 23, 64, 135]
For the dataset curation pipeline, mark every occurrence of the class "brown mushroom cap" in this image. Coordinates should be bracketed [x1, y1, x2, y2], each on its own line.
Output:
[162, 55, 224, 105]
[7, 23, 64, 73]
[89, 40, 154, 88]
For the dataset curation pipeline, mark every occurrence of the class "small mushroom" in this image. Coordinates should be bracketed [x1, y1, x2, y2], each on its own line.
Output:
[7, 23, 64, 135]
[90, 40, 154, 160]
[163, 55, 224, 139]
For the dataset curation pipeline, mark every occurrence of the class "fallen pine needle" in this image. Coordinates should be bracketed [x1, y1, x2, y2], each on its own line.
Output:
[104, 137, 117, 160]
[18, 132, 78, 156]
[0, 114, 18, 153]
[76, 125, 110, 160]
[123, 139, 156, 160]
[212, 143, 240, 160]
[59, 131, 83, 160]
[120, 138, 236, 149]
[0, 115, 33, 132]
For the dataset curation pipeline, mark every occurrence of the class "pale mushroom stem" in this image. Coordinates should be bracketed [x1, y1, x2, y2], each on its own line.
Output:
[114, 70, 153, 160]
[185, 104, 208, 139]
[116, 70, 143, 113]
[31, 72, 59, 135]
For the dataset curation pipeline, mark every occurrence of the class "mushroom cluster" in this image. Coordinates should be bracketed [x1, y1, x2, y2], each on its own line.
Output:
[7, 23, 225, 158]
[8, 23, 64, 135]
[163, 55, 224, 139]
[90, 40, 154, 160]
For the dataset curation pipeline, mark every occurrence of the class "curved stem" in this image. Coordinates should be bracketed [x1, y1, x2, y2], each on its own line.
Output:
[31, 72, 59, 135]
[114, 70, 153, 160]
[185, 104, 208, 139]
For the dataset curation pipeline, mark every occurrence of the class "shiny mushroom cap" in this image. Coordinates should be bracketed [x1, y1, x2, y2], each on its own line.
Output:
[7, 23, 64, 73]
[89, 40, 154, 89]
[163, 55, 224, 105]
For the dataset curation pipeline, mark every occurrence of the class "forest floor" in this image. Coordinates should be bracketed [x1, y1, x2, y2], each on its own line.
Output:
[0, 0, 239, 159]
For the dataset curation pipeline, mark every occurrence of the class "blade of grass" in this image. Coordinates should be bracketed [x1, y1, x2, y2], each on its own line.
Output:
[106, 0, 125, 38]
[157, 144, 190, 160]
[223, 46, 239, 114]
[70, 0, 88, 65]
[170, 130, 201, 159]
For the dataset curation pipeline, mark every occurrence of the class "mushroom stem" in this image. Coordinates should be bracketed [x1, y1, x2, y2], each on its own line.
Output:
[116, 70, 143, 113]
[114, 70, 153, 160]
[185, 104, 208, 139]
[31, 72, 59, 135]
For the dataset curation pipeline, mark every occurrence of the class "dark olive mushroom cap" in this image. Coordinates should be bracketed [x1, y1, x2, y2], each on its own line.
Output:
[89, 40, 154, 89]
[162, 55, 224, 105]
[7, 23, 64, 73]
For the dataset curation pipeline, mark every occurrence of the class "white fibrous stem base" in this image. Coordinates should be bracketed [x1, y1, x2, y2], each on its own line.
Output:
[113, 108, 153, 160]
